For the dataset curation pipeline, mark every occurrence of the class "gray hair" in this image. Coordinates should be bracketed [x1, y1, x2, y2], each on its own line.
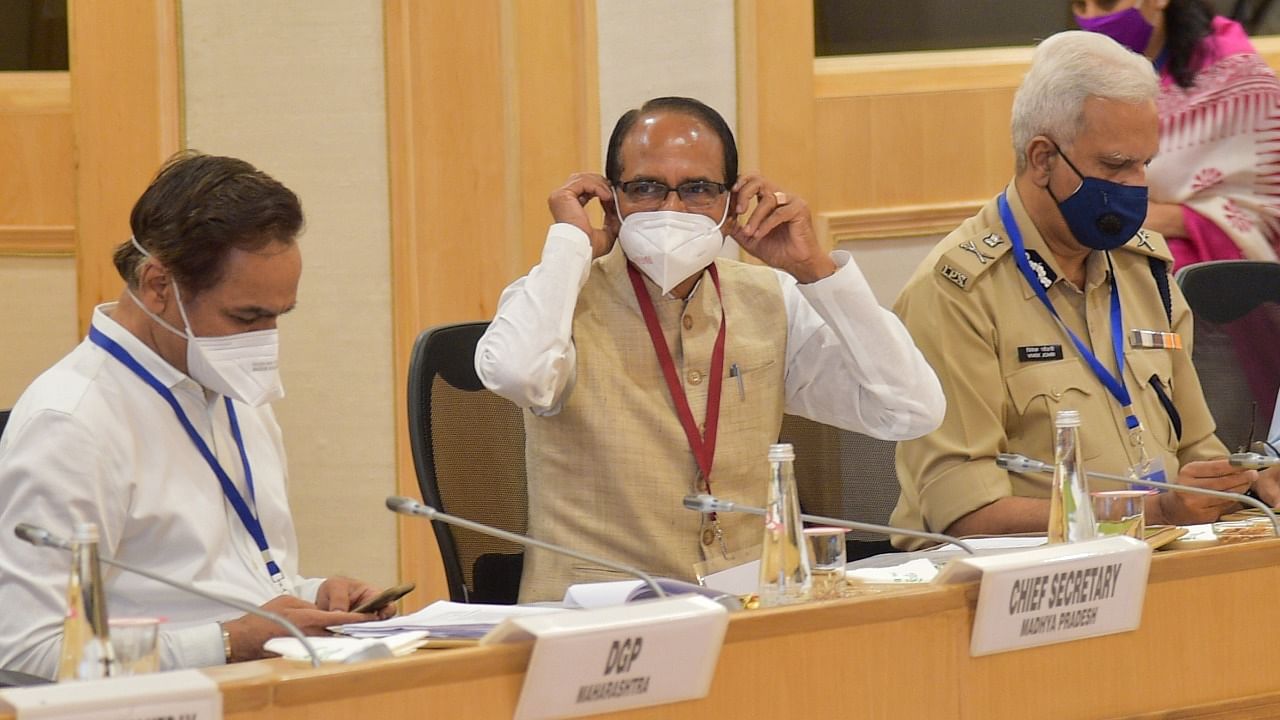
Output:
[1011, 31, 1158, 173]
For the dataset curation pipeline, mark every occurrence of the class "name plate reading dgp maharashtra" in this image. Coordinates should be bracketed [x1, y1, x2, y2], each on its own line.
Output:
[482, 594, 729, 720]
[939, 535, 1151, 656]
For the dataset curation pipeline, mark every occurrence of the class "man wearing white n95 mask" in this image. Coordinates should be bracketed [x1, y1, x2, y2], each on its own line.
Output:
[476, 96, 945, 602]
[0, 152, 392, 679]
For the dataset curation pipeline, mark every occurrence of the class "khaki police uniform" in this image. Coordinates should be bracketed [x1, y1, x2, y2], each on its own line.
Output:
[890, 183, 1226, 549]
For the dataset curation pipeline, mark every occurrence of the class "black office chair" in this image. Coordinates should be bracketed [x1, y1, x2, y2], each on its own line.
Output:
[1176, 260, 1280, 452]
[0, 409, 9, 440]
[407, 322, 528, 604]
[779, 414, 902, 560]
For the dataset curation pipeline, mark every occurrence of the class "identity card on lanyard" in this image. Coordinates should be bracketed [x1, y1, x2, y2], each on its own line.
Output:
[626, 262, 731, 557]
[90, 326, 295, 594]
[997, 193, 1166, 486]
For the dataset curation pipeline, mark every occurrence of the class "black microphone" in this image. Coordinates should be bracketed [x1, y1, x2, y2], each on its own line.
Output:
[385, 496, 669, 600]
[995, 453, 1280, 535]
[14, 522, 325, 669]
[681, 493, 976, 554]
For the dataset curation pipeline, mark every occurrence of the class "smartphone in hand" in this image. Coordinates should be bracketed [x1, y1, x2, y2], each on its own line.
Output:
[352, 582, 416, 614]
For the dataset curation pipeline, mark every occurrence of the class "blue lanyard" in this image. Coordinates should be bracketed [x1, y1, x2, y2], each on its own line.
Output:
[998, 192, 1140, 432]
[88, 325, 287, 586]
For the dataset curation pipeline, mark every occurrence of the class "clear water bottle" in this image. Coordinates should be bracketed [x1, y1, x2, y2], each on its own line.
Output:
[57, 522, 116, 680]
[1047, 410, 1097, 544]
[758, 443, 811, 606]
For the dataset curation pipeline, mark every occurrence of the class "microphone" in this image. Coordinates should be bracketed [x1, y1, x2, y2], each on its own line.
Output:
[385, 496, 668, 600]
[996, 453, 1280, 536]
[681, 494, 976, 554]
[15, 522, 324, 669]
[1230, 452, 1280, 470]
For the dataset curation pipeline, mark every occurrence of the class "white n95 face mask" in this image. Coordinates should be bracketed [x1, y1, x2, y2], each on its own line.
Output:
[126, 238, 285, 406]
[615, 198, 730, 295]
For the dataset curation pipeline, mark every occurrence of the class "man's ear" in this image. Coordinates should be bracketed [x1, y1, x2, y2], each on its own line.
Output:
[1026, 136, 1059, 187]
[134, 260, 173, 313]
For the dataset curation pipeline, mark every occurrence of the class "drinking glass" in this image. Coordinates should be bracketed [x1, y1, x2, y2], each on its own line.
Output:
[109, 617, 160, 675]
[1091, 490, 1148, 539]
[803, 527, 849, 600]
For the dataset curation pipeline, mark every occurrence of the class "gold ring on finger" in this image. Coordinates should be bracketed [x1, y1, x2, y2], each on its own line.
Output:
[773, 191, 789, 205]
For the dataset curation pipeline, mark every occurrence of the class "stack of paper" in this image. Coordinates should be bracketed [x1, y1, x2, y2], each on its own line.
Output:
[330, 601, 567, 639]
[264, 631, 429, 663]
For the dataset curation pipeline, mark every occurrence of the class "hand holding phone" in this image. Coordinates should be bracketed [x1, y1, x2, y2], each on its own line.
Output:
[352, 582, 416, 614]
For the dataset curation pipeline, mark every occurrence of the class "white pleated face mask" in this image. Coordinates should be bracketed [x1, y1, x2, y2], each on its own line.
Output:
[127, 237, 285, 406]
[614, 192, 730, 295]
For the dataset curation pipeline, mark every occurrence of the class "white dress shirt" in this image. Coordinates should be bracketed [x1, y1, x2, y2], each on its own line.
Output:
[0, 304, 322, 679]
[476, 224, 945, 440]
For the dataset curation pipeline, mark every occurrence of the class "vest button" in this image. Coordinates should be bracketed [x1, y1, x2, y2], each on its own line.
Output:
[688, 370, 703, 385]
[683, 315, 693, 330]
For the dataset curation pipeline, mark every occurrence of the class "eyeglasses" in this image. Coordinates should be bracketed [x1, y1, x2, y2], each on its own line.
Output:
[616, 180, 728, 210]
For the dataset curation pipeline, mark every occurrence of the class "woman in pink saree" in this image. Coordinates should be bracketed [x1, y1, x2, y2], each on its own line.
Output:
[1075, 0, 1280, 269]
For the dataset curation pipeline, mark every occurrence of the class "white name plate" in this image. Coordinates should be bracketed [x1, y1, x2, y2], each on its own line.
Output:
[483, 594, 729, 720]
[0, 669, 221, 720]
[937, 535, 1151, 657]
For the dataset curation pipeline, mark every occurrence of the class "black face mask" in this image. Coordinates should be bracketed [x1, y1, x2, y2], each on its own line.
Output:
[1047, 142, 1149, 251]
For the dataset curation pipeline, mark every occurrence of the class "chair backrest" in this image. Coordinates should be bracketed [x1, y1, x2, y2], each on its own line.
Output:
[1176, 260, 1280, 452]
[778, 414, 901, 555]
[407, 322, 527, 603]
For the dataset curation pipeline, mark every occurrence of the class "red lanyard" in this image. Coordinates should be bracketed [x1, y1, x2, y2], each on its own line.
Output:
[625, 262, 727, 493]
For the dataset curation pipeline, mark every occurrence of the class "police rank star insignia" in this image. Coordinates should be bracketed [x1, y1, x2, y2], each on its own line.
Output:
[982, 233, 1003, 248]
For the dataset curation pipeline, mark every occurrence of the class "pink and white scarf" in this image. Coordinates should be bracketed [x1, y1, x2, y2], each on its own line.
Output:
[1148, 17, 1280, 265]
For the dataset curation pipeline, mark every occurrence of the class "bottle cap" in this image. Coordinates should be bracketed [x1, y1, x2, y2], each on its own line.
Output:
[71, 522, 99, 543]
[1054, 409, 1081, 428]
[768, 443, 795, 462]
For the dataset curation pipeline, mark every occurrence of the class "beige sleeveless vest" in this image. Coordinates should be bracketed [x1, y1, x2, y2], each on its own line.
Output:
[520, 246, 788, 602]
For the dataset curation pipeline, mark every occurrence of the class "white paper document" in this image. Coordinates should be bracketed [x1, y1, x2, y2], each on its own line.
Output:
[562, 578, 734, 609]
[330, 601, 567, 638]
[264, 631, 430, 663]
[848, 558, 940, 584]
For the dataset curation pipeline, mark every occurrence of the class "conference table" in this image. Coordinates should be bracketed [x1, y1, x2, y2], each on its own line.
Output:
[5, 539, 1280, 719]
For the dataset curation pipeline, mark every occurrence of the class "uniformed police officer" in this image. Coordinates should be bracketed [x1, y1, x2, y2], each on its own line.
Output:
[891, 30, 1280, 549]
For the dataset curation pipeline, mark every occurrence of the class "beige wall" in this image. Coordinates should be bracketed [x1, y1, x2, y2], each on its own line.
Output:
[181, 0, 397, 588]
[0, 257, 77, 408]
[596, 0, 737, 154]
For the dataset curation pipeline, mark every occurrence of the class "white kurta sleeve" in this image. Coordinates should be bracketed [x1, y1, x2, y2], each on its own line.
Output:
[779, 250, 946, 440]
[475, 223, 594, 415]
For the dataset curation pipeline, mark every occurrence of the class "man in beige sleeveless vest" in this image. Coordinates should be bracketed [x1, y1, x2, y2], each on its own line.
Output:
[477, 97, 945, 601]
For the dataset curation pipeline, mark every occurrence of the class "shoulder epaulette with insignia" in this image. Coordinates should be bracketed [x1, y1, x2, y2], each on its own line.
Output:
[1115, 228, 1173, 262]
[933, 231, 1013, 291]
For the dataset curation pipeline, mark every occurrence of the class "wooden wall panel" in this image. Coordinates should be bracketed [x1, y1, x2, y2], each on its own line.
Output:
[736, 0, 815, 201]
[0, 72, 73, 255]
[69, 0, 181, 331]
[801, 38, 1280, 244]
[385, 0, 599, 601]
